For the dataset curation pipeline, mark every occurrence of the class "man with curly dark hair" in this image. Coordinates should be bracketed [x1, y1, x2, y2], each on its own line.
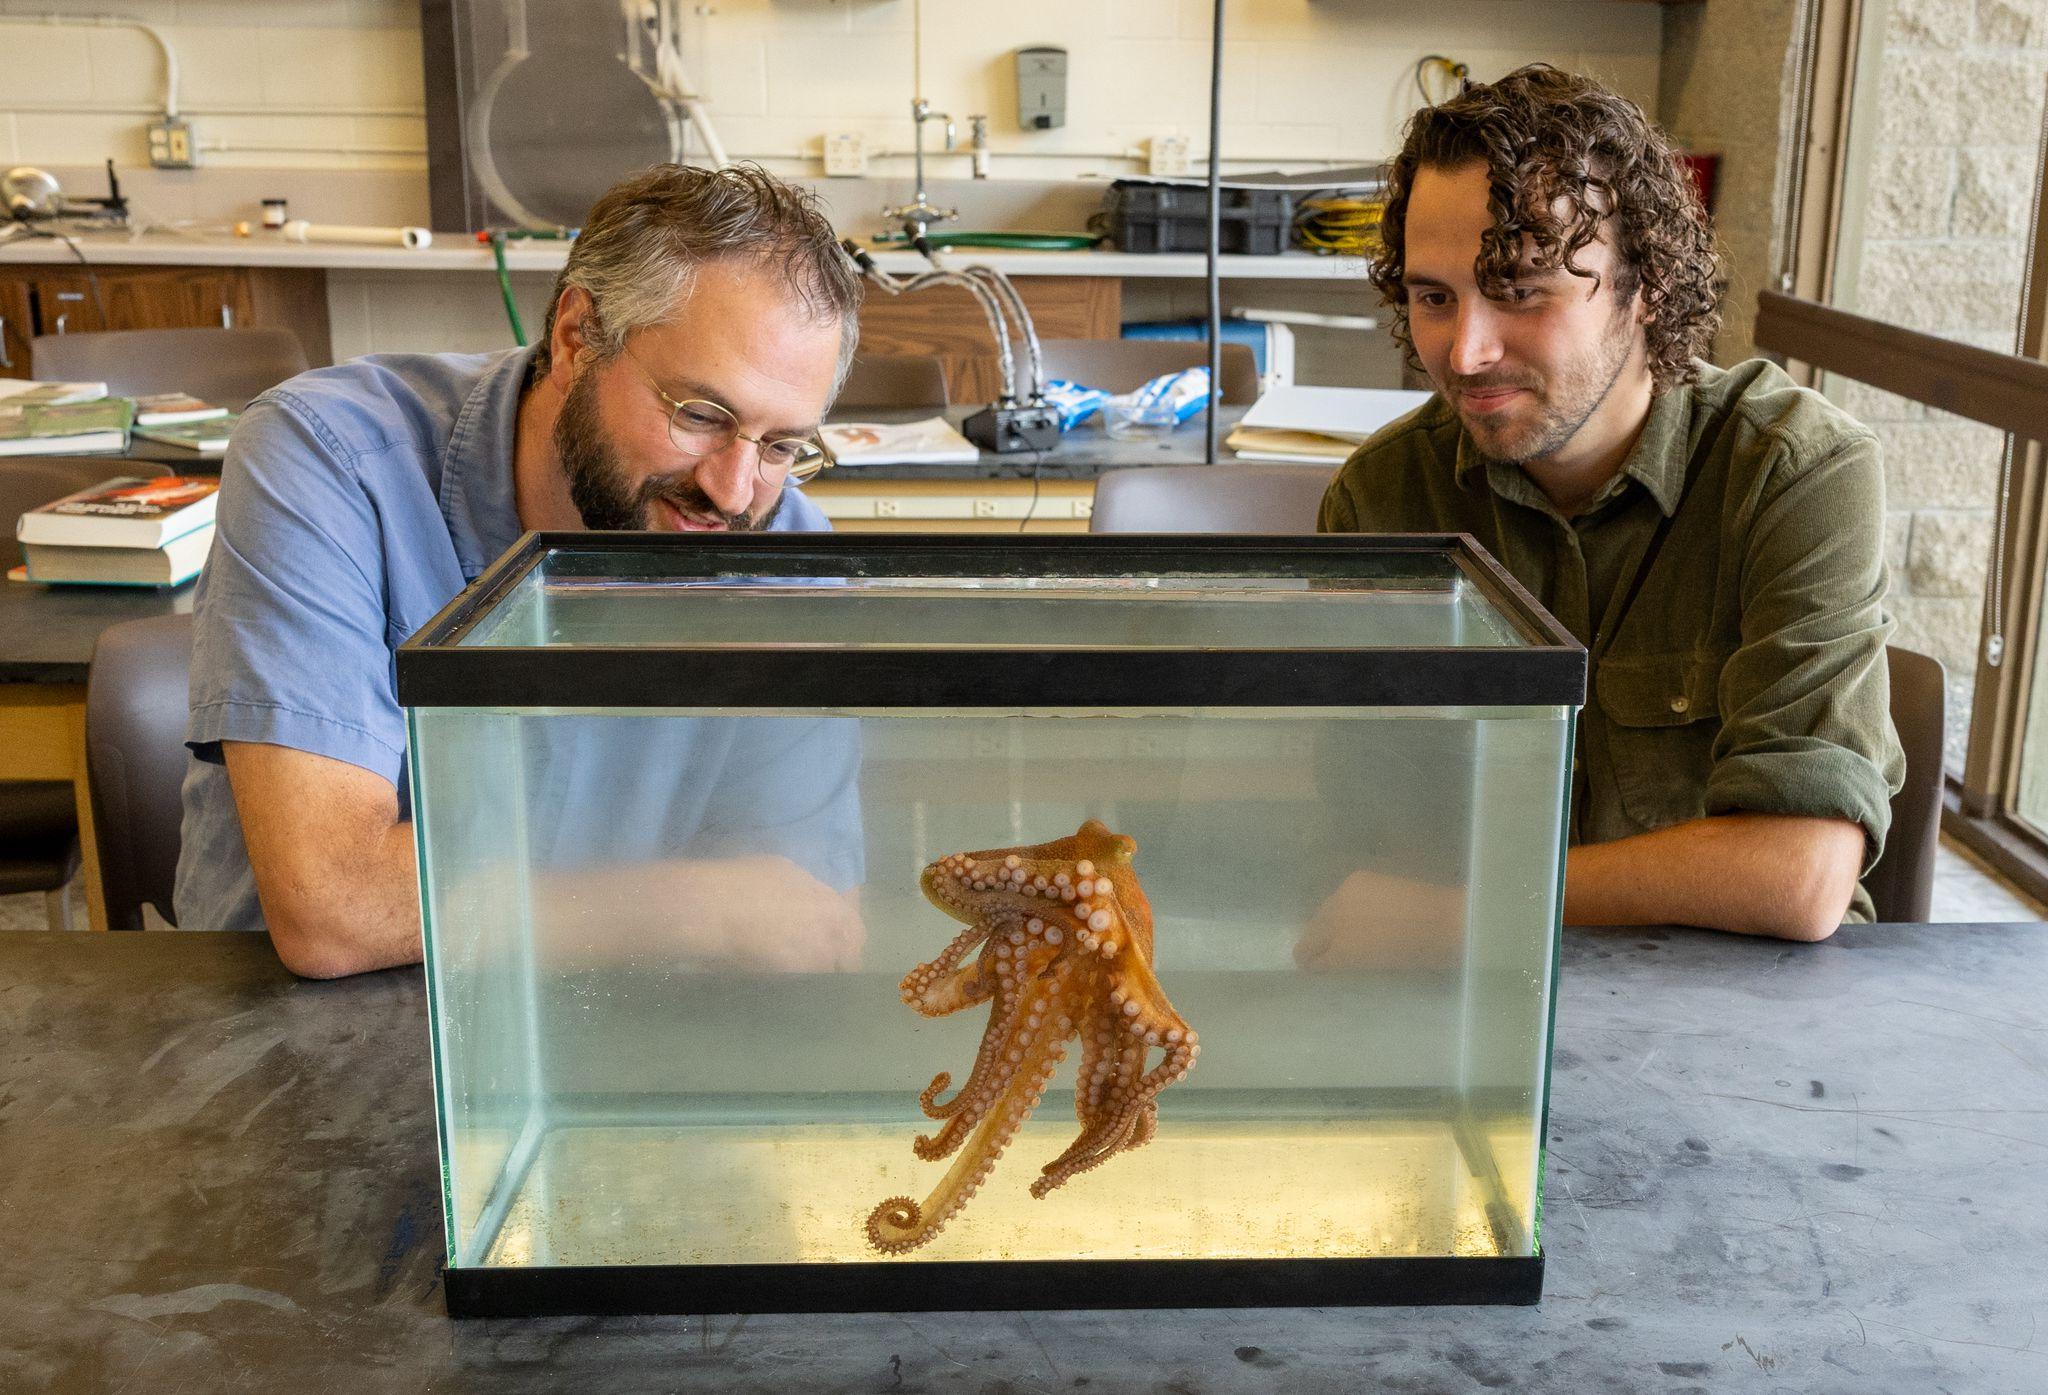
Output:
[1315, 66, 1904, 945]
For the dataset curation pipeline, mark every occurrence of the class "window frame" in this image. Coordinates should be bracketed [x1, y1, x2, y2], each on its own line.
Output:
[1769, 0, 2048, 905]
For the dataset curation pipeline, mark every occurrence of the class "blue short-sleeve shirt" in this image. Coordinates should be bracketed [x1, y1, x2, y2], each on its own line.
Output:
[173, 345, 860, 934]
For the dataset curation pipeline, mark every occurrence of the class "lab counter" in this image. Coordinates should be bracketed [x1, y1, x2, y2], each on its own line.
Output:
[802, 405, 1280, 532]
[0, 229, 1371, 280]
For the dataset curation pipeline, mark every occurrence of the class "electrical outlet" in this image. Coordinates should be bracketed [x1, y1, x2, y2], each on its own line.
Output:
[972, 499, 998, 518]
[875, 499, 900, 518]
[1149, 134, 1192, 178]
[823, 132, 867, 178]
[147, 117, 197, 169]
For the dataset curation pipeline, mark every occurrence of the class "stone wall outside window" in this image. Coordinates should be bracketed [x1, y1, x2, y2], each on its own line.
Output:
[1838, 0, 2047, 770]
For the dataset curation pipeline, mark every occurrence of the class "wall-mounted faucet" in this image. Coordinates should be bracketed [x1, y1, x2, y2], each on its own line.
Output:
[882, 97, 958, 241]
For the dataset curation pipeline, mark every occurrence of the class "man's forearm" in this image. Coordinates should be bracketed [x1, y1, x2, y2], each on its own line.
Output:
[1564, 812, 1866, 941]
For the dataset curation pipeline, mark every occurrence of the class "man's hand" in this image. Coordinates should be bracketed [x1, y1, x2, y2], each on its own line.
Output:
[226, 745, 867, 980]
[1565, 812, 1867, 940]
[1295, 869, 1469, 973]
[223, 741, 422, 979]
[537, 854, 866, 973]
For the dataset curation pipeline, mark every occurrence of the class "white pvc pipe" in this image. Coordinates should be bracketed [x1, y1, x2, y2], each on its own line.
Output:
[7, 15, 180, 117]
[281, 220, 433, 250]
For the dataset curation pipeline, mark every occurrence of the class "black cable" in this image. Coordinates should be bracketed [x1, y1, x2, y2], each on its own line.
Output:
[1414, 54, 1470, 107]
[1204, 0, 1224, 465]
[1016, 449, 1043, 533]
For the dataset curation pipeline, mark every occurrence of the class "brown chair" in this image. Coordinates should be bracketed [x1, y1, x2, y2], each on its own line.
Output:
[0, 458, 172, 927]
[1038, 339, 1262, 406]
[836, 354, 949, 411]
[0, 784, 80, 931]
[85, 613, 196, 930]
[29, 326, 309, 412]
[1865, 645, 1946, 924]
[1089, 462, 1336, 534]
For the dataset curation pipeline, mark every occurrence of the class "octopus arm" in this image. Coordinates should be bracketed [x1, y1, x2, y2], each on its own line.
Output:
[898, 920, 1001, 1018]
[867, 1020, 1070, 1254]
[1032, 961, 1197, 1198]
[914, 946, 1068, 1155]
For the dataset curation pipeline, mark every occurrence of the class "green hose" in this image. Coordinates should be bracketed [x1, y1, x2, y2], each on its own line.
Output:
[489, 232, 526, 347]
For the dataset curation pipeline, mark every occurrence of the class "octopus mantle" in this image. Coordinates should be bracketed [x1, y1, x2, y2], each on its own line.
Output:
[866, 819, 1198, 1254]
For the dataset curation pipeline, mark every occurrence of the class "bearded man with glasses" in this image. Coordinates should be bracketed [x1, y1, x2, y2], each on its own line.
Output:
[178, 164, 868, 979]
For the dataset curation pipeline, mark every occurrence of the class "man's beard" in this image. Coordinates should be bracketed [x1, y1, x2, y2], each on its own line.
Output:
[553, 361, 782, 532]
[1449, 296, 1638, 468]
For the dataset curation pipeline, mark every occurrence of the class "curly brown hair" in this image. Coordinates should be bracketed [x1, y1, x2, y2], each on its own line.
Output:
[1370, 65, 1724, 393]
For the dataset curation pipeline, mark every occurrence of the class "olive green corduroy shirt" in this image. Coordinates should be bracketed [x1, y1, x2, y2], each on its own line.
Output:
[1318, 358, 1906, 923]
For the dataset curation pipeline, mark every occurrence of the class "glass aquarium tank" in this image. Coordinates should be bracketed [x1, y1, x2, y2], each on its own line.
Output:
[397, 533, 1585, 1316]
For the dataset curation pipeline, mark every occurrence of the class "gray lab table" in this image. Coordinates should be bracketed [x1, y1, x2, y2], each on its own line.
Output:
[826, 403, 1254, 482]
[0, 568, 189, 685]
[4, 924, 2044, 1394]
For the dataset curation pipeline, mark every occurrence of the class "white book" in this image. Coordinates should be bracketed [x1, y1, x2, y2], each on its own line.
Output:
[132, 392, 229, 427]
[1237, 385, 1434, 444]
[24, 524, 213, 587]
[821, 416, 980, 466]
[0, 429, 128, 458]
[15, 474, 220, 548]
[0, 378, 109, 407]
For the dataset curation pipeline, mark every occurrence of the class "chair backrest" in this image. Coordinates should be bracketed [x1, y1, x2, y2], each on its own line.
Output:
[85, 613, 195, 930]
[0, 457, 170, 572]
[1038, 339, 1262, 406]
[1865, 644, 1946, 923]
[835, 354, 950, 410]
[30, 327, 309, 412]
[1090, 462, 1337, 533]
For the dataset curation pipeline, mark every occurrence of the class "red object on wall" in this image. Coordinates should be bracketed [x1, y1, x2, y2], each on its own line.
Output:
[1676, 152, 1721, 218]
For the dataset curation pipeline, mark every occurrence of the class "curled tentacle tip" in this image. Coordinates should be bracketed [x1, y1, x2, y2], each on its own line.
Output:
[865, 1195, 931, 1254]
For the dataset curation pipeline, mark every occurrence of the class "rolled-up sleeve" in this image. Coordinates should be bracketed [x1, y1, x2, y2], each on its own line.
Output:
[185, 395, 407, 784]
[1705, 430, 1906, 870]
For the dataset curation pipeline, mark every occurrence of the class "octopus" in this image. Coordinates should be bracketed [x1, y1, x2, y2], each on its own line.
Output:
[865, 819, 1199, 1255]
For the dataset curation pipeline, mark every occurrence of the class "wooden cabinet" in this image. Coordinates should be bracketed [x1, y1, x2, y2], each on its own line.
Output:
[0, 264, 332, 379]
[0, 279, 32, 378]
[854, 275, 1119, 404]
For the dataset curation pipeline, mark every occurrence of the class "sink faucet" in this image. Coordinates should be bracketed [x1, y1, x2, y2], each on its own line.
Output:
[882, 98, 958, 241]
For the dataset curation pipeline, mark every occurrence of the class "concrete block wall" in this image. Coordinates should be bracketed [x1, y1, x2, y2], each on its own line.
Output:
[0, 0, 425, 173]
[1837, 0, 2048, 769]
[1657, 0, 1805, 366]
[0, 0, 1661, 190]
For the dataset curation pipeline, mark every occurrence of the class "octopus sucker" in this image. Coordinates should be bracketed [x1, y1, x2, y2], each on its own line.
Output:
[865, 819, 1197, 1254]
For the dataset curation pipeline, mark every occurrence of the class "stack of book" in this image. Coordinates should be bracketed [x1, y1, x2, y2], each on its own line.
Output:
[1225, 384, 1434, 463]
[133, 393, 237, 453]
[0, 380, 237, 457]
[0, 379, 131, 456]
[13, 474, 220, 587]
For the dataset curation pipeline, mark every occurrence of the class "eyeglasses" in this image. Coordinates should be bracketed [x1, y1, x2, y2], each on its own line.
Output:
[622, 348, 834, 485]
